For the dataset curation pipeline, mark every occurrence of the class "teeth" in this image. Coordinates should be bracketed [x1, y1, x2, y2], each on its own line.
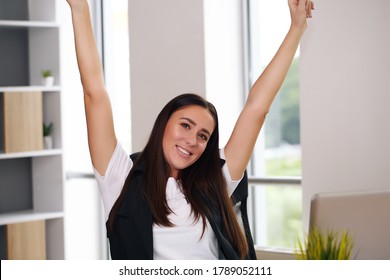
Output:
[177, 146, 190, 155]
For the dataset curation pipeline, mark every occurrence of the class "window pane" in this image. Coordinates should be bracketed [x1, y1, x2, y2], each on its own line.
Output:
[249, 184, 302, 249]
[102, 0, 131, 153]
[265, 59, 301, 176]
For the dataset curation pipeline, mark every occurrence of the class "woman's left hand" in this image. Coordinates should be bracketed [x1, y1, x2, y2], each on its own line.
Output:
[288, 0, 315, 30]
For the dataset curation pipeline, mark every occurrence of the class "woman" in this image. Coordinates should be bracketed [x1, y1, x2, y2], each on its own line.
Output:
[66, 0, 314, 259]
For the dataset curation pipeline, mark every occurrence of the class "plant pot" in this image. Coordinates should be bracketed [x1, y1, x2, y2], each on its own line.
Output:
[42, 76, 54, 87]
[43, 136, 53, 149]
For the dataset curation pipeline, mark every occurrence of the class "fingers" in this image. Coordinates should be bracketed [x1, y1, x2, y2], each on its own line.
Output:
[306, 1, 315, 18]
[296, 0, 314, 18]
[298, 0, 311, 18]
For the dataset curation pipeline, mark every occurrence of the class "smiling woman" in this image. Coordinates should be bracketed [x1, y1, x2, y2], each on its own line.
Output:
[66, 0, 313, 260]
[103, 93, 248, 260]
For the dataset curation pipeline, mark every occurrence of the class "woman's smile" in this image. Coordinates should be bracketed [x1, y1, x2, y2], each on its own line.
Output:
[176, 145, 192, 156]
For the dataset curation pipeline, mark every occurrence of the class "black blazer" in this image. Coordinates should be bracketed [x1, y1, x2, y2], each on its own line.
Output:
[107, 153, 256, 260]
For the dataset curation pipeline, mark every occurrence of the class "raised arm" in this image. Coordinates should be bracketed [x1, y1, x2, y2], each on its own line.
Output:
[224, 0, 314, 180]
[67, 0, 117, 175]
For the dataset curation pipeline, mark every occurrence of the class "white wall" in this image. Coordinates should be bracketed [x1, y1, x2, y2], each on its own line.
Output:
[300, 0, 390, 226]
[204, 0, 246, 147]
[128, 0, 244, 151]
[128, 0, 206, 152]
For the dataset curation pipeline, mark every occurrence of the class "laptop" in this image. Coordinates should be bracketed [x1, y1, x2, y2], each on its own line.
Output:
[309, 189, 390, 259]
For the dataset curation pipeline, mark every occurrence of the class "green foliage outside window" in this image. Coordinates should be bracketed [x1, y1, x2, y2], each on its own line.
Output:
[265, 57, 300, 148]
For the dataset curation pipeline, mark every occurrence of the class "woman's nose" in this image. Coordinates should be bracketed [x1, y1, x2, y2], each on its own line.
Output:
[185, 133, 197, 146]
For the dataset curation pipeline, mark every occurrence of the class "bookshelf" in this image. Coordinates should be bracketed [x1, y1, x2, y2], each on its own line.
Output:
[0, 0, 64, 259]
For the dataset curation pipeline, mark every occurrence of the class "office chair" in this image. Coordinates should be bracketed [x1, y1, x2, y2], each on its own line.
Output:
[231, 170, 257, 260]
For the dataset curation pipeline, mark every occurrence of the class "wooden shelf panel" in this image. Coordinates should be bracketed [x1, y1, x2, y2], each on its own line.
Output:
[0, 149, 62, 160]
[3, 91, 43, 152]
[0, 210, 64, 226]
[7, 220, 46, 259]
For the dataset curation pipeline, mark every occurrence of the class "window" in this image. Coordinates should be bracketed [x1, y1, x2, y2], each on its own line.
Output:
[101, 0, 131, 259]
[101, 0, 131, 153]
[247, 0, 303, 249]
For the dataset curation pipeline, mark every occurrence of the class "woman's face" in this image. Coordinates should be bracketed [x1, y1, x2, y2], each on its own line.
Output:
[162, 105, 215, 178]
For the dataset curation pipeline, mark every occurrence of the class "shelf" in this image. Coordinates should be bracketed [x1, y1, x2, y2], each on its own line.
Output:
[0, 210, 64, 226]
[0, 20, 59, 28]
[0, 149, 62, 160]
[0, 0, 65, 260]
[0, 86, 61, 92]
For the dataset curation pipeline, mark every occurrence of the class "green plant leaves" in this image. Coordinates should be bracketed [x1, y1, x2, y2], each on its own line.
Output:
[43, 122, 53, 137]
[295, 227, 354, 260]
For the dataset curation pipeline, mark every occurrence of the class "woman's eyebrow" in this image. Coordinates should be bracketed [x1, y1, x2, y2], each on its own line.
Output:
[180, 117, 211, 136]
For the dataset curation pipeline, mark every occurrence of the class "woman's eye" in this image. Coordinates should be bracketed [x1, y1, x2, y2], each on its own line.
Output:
[199, 134, 208, 141]
[181, 123, 190, 129]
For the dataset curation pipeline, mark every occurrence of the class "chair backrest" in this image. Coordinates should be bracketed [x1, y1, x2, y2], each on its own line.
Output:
[231, 170, 257, 260]
[310, 189, 390, 259]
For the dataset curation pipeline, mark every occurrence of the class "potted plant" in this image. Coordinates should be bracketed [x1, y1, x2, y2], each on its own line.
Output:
[43, 122, 54, 149]
[41, 69, 54, 86]
[295, 227, 354, 260]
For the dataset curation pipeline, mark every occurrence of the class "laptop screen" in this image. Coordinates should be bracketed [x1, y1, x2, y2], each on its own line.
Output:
[309, 189, 390, 260]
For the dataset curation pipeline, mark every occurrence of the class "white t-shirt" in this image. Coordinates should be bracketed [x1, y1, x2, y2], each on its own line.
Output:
[93, 142, 241, 259]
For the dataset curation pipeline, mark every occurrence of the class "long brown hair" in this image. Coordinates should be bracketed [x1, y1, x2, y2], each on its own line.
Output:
[107, 93, 248, 258]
